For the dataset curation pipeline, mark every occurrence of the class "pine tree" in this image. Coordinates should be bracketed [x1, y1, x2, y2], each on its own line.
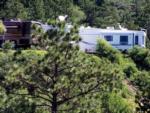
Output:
[28, 0, 45, 20]
[0, 0, 28, 19]
[0, 20, 122, 113]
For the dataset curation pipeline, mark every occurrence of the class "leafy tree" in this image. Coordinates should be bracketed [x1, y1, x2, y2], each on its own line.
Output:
[94, 3, 120, 27]
[44, 0, 72, 19]
[69, 5, 86, 24]
[135, 0, 150, 29]
[28, 0, 45, 20]
[0, 0, 28, 19]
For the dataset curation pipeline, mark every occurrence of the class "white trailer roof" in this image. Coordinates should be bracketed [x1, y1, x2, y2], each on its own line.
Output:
[79, 27, 146, 36]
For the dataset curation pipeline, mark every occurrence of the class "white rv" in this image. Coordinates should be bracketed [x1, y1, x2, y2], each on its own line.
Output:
[79, 27, 146, 52]
[32, 21, 146, 52]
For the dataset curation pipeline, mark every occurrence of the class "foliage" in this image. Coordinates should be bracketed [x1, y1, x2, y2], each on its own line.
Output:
[0, 0, 150, 112]
[2, 41, 15, 50]
[0, 20, 6, 34]
[69, 5, 86, 24]
[128, 47, 150, 112]
[0, 0, 28, 19]
[104, 92, 135, 113]
[96, 39, 123, 64]
[128, 46, 150, 70]
[28, 0, 45, 20]
[0, 96, 36, 113]
[130, 71, 150, 97]
[123, 61, 138, 78]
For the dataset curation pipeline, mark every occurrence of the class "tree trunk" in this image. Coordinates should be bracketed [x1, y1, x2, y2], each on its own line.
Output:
[51, 63, 58, 113]
[51, 92, 58, 113]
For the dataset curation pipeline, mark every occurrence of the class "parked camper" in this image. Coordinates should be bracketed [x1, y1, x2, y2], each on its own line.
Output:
[25, 21, 147, 52]
[79, 27, 146, 52]
[0, 20, 31, 47]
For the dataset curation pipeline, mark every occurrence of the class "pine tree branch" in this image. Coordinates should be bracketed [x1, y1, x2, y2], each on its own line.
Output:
[57, 83, 100, 105]
[11, 92, 51, 102]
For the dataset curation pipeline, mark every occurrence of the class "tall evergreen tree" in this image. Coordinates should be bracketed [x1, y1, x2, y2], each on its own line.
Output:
[28, 0, 45, 20]
[0, 20, 122, 113]
[0, 0, 28, 19]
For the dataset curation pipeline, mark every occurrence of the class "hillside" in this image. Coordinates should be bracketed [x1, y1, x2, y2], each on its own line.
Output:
[0, 0, 150, 113]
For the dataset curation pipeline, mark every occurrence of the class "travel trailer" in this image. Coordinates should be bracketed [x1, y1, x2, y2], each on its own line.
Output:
[0, 20, 31, 47]
[79, 26, 146, 52]
[32, 22, 146, 52]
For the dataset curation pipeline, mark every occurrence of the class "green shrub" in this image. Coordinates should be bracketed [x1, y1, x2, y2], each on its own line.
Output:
[107, 92, 135, 113]
[96, 39, 122, 63]
[128, 46, 150, 70]
[120, 84, 134, 98]
[21, 50, 46, 60]
[0, 21, 6, 34]
[131, 71, 150, 97]
[123, 63, 138, 78]
[2, 41, 15, 50]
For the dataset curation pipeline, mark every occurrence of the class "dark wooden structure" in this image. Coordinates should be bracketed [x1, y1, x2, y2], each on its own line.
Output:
[0, 21, 31, 47]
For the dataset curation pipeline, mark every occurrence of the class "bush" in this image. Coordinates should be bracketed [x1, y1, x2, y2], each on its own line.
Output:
[128, 46, 150, 70]
[0, 21, 6, 34]
[2, 41, 15, 50]
[130, 71, 150, 97]
[21, 50, 46, 60]
[123, 63, 138, 78]
[96, 39, 122, 63]
[102, 92, 136, 113]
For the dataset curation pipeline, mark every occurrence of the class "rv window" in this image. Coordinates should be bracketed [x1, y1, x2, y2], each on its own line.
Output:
[120, 36, 128, 45]
[135, 36, 138, 45]
[104, 35, 113, 41]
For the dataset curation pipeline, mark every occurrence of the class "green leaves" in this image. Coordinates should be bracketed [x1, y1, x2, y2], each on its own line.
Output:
[2, 41, 15, 51]
[107, 92, 135, 113]
[128, 46, 150, 70]
[0, 21, 6, 34]
[96, 39, 122, 64]
[0, 0, 28, 19]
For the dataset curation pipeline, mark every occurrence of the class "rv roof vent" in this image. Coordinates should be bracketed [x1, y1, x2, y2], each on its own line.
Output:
[87, 26, 91, 29]
[106, 27, 115, 30]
